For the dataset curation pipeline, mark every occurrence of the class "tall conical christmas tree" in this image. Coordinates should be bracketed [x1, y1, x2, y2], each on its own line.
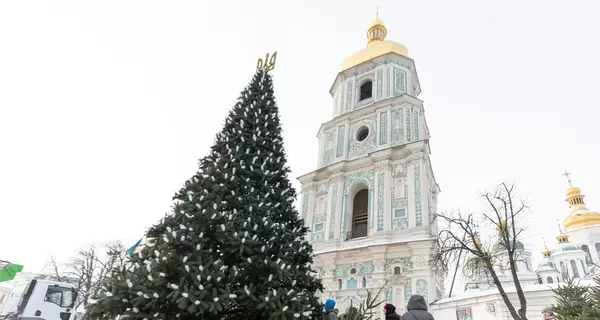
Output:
[88, 66, 323, 320]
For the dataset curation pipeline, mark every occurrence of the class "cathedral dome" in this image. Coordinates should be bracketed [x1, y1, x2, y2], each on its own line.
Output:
[341, 15, 409, 71]
[551, 229, 585, 255]
[561, 177, 600, 231]
[551, 242, 583, 255]
[537, 244, 557, 272]
[536, 258, 556, 273]
[491, 239, 525, 252]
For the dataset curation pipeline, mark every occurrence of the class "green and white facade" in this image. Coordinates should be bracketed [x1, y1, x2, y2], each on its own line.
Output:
[297, 43, 443, 313]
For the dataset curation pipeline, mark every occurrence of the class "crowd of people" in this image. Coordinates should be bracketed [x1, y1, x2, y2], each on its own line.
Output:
[323, 296, 557, 320]
[322, 294, 434, 320]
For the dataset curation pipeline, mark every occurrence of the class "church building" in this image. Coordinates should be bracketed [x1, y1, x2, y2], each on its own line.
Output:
[297, 13, 443, 314]
[430, 177, 600, 320]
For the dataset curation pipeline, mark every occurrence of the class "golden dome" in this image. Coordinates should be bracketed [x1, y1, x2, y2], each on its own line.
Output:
[561, 174, 600, 231]
[370, 18, 385, 29]
[341, 15, 409, 71]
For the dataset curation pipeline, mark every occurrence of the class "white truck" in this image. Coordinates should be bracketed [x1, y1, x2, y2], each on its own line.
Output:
[1, 279, 77, 320]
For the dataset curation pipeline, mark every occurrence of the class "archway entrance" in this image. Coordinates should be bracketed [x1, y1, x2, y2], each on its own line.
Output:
[351, 189, 368, 239]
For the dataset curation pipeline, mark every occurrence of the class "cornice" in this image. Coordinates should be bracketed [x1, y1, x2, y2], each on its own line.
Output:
[329, 53, 417, 96]
[297, 141, 431, 184]
[317, 95, 424, 137]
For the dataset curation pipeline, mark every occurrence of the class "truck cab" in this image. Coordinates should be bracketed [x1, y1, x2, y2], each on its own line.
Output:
[4, 279, 77, 320]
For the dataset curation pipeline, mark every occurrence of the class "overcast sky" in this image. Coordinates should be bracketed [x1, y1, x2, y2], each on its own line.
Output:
[1, 0, 599, 274]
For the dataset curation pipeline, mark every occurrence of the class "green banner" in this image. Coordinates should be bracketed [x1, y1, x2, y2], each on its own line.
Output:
[0, 264, 24, 282]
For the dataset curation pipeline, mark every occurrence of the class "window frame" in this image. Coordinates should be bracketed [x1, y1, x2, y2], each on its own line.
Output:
[394, 208, 406, 219]
[314, 223, 324, 233]
[44, 285, 76, 308]
[359, 80, 373, 102]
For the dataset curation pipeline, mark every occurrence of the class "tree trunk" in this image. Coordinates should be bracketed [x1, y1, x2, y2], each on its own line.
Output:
[484, 258, 524, 320]
[508, 255, 527, 320]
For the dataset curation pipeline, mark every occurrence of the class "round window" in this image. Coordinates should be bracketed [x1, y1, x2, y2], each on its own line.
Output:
[350, 268, 357, 275]
[356, 126, 369, 142]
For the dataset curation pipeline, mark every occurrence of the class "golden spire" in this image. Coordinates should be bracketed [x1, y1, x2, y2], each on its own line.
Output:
[497, 219, 507, 233]
[556, 223, 570, 243]
[563, 172, 586, 208]
[561, 172, 600, 231]
[473, 230, 482, 250]
[367, 6, 387, 44]
[340, 7, 409, 70]
[473, 237, 482, 250]
[542, 240, 551, 257]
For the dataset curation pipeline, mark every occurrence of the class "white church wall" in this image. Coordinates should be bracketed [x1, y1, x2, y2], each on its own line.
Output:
[568, 225, 600, 263]
[315, 98, 426, 171]
[430, 294, 496, 320]
[551, 250, 588, 279]
[430, 284, 560, 320]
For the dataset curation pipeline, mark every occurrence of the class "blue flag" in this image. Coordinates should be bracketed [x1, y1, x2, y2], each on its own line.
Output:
[126, 239, 142, 256]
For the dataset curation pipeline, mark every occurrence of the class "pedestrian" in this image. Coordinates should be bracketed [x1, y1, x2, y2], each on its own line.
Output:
[323, 299, 338, 320]
[384, 303, 401, 320]
[401, 295, 434, 320]
[541, 308, 555, 320]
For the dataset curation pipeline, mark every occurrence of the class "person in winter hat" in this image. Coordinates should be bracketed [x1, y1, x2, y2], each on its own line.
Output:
[541, 308, 555, 320]
[323, 299, 338, 320]
[384, 303, 401, 320]
[401, 295, 435, 320]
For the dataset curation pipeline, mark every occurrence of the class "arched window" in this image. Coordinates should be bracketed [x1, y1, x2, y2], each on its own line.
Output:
[317, 197, 326, 215]
[570, 260, 580, 278]
[338, 279, 342, 290]
[362, 277, 367, 288]
[351, 189, 369, 239]
[547, 277, 554, 284]
[582, 245, 592, 264]
[560, 261, 567, 279]
[359, 81, 373, 101]
[347, 278, 357, 289]
[526, 258, 533, 272]
[537, 276, 542, 284]
[394, 266, 401, 275]
[580, 260, 588, 275]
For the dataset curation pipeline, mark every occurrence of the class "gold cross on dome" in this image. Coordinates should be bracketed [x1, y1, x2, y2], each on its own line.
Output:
[375, 5, 382, 19]
[562, 170, 572, 187]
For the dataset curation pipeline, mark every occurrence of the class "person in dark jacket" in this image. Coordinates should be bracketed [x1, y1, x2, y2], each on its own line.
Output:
[384, 303, 401, 320]
[323, 299, 338, 320]
[401, 295, 434, 320]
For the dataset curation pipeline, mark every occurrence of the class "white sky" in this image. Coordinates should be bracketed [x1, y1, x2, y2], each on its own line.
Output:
[1, 0, 599, 275]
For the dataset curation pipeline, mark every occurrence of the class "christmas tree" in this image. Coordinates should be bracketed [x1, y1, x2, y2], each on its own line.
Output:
[550, 276, 599, 319]
[87, 64, 323, 320]
[589, 276, 600, 317]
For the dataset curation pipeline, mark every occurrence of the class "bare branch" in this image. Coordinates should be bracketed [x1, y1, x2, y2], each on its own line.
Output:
[431, 182, 531, 320]
[47, 241, 126, 319]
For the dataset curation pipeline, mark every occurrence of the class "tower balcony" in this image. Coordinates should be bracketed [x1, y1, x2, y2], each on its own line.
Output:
[310, 227, 435, 256]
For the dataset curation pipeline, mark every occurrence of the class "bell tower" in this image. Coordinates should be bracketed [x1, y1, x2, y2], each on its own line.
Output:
[298, 12, 443, 314]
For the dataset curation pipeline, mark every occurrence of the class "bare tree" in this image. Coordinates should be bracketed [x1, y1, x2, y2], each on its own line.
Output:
[430, 182, 529, 320]
[49, 241, 126, 319]
[339, 281, 387, 320]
